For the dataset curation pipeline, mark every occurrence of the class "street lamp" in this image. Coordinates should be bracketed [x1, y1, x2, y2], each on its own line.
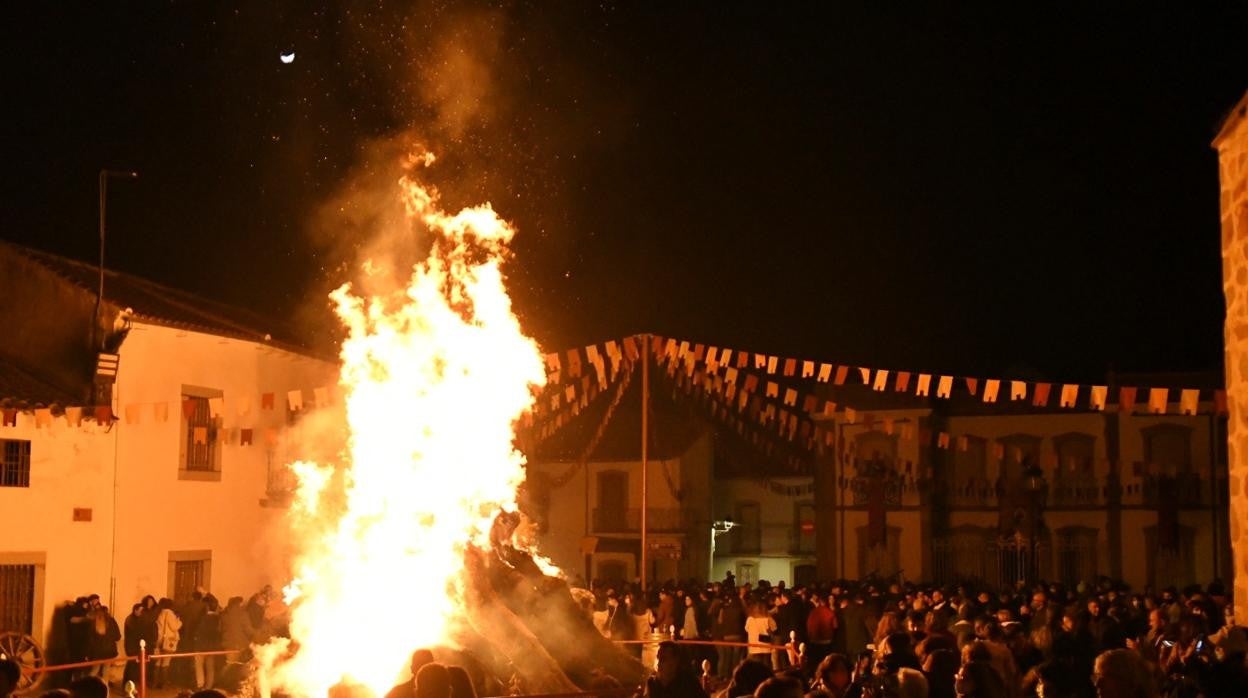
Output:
[1023, 464, 1048, 584]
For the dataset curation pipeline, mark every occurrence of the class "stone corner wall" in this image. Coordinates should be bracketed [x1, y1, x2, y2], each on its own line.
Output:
[1215, 91, 1248, 623]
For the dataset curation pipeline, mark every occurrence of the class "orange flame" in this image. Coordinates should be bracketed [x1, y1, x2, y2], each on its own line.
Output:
[261, 151, 548, 697]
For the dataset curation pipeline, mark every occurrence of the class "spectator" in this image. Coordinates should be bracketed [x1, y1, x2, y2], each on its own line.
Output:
[0, 659, 20, 698]
[753, 675, 803, 698]
[447, 666, 477, 698]
[154, 598, 182, 688]
[952, 660, 1007, 698]
[122, 603, 145, 686]
[415, 663, 452, 698]
[86, 605, 120, 679]
[67, 676, 107, 698]
[810, 653, 853, 698]
[646, 641, 709, 698]
[386, 649, 436, 698]
[219, 596, 255, 662]
[1091, 649, 1156, 698]
[192, 594, 221, 689]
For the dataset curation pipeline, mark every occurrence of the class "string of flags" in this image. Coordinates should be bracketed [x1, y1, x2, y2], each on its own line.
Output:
[645, 334, 1226, 418]
[1, 384, 341, 433]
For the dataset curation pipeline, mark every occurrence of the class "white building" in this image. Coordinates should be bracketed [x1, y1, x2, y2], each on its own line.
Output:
[0, 242, 336, 659]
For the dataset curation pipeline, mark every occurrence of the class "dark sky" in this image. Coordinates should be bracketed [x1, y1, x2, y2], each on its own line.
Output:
[3, 2, 1246, 383]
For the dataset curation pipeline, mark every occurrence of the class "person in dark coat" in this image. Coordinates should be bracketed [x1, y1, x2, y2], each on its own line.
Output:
[644, 642, 708, 698]
[122, 604, 145, 686]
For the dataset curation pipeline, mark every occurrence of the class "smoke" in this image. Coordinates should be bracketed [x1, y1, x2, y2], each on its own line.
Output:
[289, 5, 520, 347]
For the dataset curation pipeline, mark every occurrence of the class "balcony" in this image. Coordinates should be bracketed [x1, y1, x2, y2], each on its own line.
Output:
[260, 460, 297, 507]
[592, 507, 686, 534]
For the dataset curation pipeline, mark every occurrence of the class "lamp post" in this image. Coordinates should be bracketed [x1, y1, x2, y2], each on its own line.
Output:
[1023, 465, 1048, 584]
[95, 169, 138, 351]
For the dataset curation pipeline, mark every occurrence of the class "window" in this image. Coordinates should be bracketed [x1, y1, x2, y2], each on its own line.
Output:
[180, 386, 222, 480]
[0, 564, 35, 633]
[167, 551, 211, 603]
[1142, 424, 1192, 476]
[1053, 433, 1096, 475]
[997, 434, 1042, 482]
[793, 502, 815, 554]
[951, 435, 988, 491]
[855, 431, 896, 469]
[594, 470, 629, 532]
[734, 561, 758, 586]
[1, 439, 31, 488]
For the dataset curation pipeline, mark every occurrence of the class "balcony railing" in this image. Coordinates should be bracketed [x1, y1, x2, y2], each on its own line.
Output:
[592, 507, 686, 533]
[263, 460, 297, 506]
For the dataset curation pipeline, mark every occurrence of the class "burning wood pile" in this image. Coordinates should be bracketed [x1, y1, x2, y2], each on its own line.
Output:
[253, 152, 643, 697]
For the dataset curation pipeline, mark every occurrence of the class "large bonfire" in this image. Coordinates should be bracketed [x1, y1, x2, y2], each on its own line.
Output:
[260, 150, 559, 698]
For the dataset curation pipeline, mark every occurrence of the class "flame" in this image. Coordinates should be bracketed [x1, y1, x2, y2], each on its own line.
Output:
[263, 151, 548, 697]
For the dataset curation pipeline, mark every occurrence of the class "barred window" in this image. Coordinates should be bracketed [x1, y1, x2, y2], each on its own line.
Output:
[1, 439, 31, 488]
[183, 396, 216, 471]
[179, 386, 222, 480]
[0, 564, 35, 633]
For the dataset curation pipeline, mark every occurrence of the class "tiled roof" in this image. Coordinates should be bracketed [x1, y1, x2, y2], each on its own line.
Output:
[2, 241, 317, 354]
[0, 358, 78, 408]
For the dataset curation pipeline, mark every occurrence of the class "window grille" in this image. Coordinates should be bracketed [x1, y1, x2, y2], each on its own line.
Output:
[0, 439, 31, 488]
[183, 396, 216, 471]
[0, 564, 35, 633]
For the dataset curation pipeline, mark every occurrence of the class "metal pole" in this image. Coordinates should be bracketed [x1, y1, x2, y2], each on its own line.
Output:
[640, 334, 650, 594]
[95, 169, 137, 351]
[138, 640, 147, 698]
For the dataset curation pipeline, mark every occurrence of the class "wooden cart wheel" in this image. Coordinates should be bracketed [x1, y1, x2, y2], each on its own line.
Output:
[0, 631, 45, 694]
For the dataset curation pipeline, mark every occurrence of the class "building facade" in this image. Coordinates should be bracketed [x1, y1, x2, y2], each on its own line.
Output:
[0, 242, 336, 657]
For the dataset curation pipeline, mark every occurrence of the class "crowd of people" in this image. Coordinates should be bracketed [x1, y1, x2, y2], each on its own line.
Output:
[55, 586, 280, 693]
[585, 573, 1248, 697]
[7, 575, 1247, 698]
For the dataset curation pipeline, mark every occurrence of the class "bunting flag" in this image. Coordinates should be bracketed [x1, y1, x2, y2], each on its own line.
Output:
[1180, 389, 1199, 416]
[125, 404, 142, 425]
[1011, 381, 1027, 401]
[1120, 387, 1137, 414]
[1060, 384, 1079, 409]
[982, 379, 999, 403]
[66, 406, 83, 427]
[287, 389, 304, 412]
[34, 408, 52, 428]
[916, 374, 932, 397]
[1148, 388, 1169, 415]
[895, 371, 911, 393]
[872, 369, 889, 392]
[1033, 383, 1051, 408]
[1090, 386, 1108, 412]
[937, 375, 953, 399]
[154, 402, 169, 423]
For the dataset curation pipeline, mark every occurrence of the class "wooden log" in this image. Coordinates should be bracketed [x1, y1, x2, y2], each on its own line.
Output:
[461, 546, 580, 695]
[483, 514, 646, 687]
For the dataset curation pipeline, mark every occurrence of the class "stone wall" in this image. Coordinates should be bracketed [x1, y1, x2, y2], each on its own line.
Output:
[1215, 91, 1248, 622]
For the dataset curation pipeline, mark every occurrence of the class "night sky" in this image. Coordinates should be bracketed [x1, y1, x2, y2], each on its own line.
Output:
[3, 3, 1246, 384]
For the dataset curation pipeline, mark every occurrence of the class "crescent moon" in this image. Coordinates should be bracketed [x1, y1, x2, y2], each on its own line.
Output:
[280, 52, 295, 64]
